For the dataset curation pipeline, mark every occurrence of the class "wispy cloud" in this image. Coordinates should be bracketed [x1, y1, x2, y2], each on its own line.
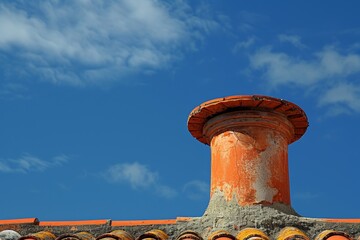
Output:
[238, 11, 268, 32]
[278, 34, 306, 49]
[251, 46, 360, 86]
[250, 46, 360, 115]
[0, 154, 69, 173]
[233, 37, 256, 53]
[0, 83, 29, 100]
[105, 162, 157, 188]
[318, 82, 360, 115]
[103, 162, 177, 198]
[183, 180, 209, 200]
[0, 1, 218, 86]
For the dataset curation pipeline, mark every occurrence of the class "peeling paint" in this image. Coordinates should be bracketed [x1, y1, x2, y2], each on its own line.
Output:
[204, 110, 294, 207]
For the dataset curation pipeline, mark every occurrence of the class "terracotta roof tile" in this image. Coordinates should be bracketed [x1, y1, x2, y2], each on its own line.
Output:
[0, 219, 39, 225]
[136, 230, 168, 240]
[322, 219, 360, 223]
[237, 228, 269, 240]
[111, 220, 176, 227]
[277, 227, 309, 240]
[39, 220, 109, 227]
[19, 231, 56, 240]
[1, 227, 360, 240]
[208, 230, 235, 240]
[56, 232, 95, 240]
[177, 231, 202, 240]
[96, 230, 133, 240]
[315, 230, 352, 240]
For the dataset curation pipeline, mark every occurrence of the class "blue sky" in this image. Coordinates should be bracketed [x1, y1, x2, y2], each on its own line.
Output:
[1, 0, 360, 221]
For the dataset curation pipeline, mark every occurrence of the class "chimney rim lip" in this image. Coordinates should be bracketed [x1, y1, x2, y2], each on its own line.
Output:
[187, 95, 308, 145]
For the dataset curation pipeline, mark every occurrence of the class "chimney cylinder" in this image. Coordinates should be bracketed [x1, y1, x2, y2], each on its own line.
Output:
[188, 95, 308, 208]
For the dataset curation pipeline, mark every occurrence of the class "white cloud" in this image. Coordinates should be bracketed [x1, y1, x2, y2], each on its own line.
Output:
[278, 34, 306, 48]
[0, 83, 29, 100]
[156, 185, 178, 198]
[250, 46, 360, 114]
[233, 37, 256, 52]
[250, 47, 321, 86]
[15, 155, 49, 172]
[0, 1, 218, 86]
[52, 154, 70, 166]
[105, 162, 157, 188]
[183, 180, 209, 200]
[0, 162, 12, 173]
[251, 46, 360, 87]
[318, 83, 360, 115]
[238, 11, 268, 32]
[104, 162, 177, 198]
[0, 154, 69, 173]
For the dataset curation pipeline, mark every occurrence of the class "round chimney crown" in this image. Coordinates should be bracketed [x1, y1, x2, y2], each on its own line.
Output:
[188, 95, 308, 145]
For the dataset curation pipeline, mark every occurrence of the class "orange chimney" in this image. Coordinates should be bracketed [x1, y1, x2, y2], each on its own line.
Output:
[188, 95, 308, 210]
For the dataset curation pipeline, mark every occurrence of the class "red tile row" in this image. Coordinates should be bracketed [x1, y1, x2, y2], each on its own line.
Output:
[0, 227, 358, 240]
[0, 218, 186, 227]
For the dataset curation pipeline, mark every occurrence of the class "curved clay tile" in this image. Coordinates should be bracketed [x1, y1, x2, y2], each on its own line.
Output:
[236, 228, 269, 240]
[277, 227, 309, 240]
[19, 231, 56, 240]
[136, 230, 168, 240]
[96, 230, 134, 240]
[177, 231, 202, 240]
[56, 232, 94, 240]
[208, 230, 235, 240]
[315, 230, 352, 240]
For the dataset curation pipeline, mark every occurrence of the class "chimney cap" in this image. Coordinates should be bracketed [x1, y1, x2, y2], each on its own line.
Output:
[187, 95, 308, 145]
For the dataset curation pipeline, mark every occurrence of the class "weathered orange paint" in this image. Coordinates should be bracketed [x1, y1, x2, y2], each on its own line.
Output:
[188, 95, 308, 145]
[188, 95, 308, 207]
[206, 110, 293, 205]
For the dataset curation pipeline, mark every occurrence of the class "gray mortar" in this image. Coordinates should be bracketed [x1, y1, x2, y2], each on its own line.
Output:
[158, 192, 360, 239]
[195, 192, 360, 239]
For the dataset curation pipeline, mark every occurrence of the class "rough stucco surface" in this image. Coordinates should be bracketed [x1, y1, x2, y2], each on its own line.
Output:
[201, 192, 360, 239]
